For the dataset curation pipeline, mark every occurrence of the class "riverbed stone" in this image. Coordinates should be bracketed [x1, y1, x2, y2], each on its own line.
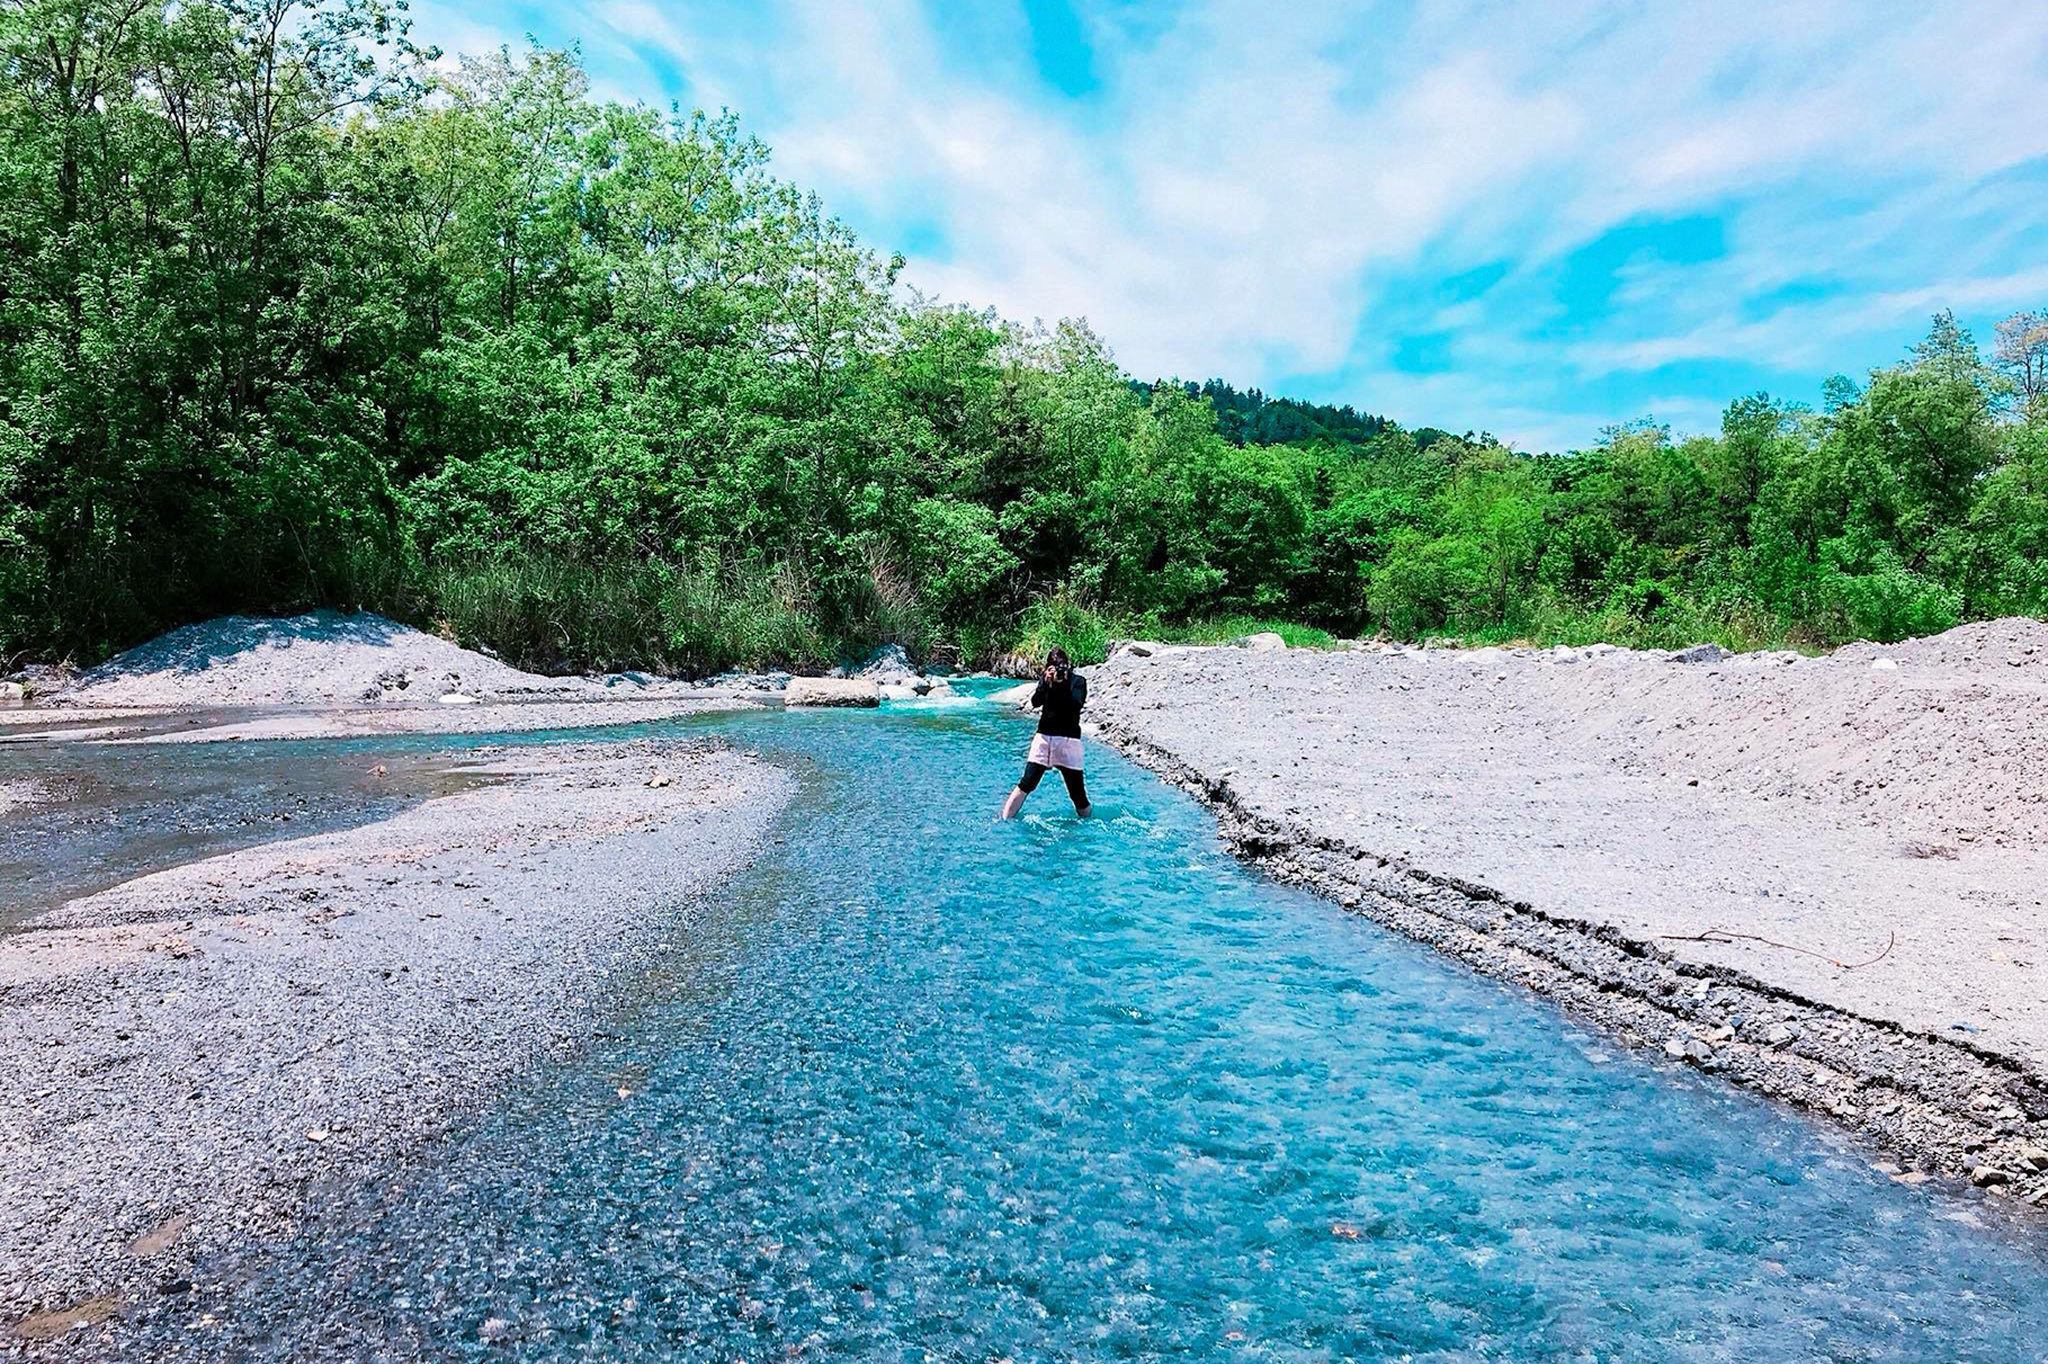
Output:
[786, 677, 881, 707]
[851, 643, 913, 678]
[1237, 632, 1288, 651]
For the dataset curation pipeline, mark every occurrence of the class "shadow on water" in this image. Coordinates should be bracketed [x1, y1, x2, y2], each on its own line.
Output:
[105, 694, 2048, 1360]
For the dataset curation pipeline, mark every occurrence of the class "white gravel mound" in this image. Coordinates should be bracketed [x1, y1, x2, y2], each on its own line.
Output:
[64, 610, 602, 708]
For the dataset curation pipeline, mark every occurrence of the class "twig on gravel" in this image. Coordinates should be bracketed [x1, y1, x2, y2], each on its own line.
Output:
[1659, 927, 1897, 971]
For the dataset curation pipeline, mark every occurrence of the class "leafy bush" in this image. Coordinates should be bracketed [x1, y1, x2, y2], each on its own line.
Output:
[1013, 590, 1111, 666]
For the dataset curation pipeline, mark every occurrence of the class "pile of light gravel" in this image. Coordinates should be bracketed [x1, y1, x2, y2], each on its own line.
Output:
[62, 611, 602, 708]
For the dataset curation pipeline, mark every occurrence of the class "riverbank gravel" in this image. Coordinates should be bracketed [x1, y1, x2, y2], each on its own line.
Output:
[51, 610, 670, 708]
[0, 739, 793, 1353]
[1087, 621, 2048, 1206]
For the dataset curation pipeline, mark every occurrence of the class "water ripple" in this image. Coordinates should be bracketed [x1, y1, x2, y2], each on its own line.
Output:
[166, 698, 2048, 1362]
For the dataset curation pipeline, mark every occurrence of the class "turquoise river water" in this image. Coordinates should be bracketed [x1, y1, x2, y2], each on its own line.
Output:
[134, 689, 2048, 1361]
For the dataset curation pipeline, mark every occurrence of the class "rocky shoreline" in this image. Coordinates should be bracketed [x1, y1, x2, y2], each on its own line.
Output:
[1, 738, 794, 1354]
[1087, 629, 2048, 1212]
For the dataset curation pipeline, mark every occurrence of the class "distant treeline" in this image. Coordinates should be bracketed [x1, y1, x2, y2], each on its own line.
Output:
[1134, 380, 1387, 447]
[1132, 379, 1487, 454]
[3, 1, 2045, 673]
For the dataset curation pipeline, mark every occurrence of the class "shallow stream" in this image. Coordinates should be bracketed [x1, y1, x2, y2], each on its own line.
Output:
[74, 692, 2048, 1359]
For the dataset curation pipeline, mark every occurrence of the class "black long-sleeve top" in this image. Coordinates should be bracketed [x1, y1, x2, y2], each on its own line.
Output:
[1031, 671, 1088, 738]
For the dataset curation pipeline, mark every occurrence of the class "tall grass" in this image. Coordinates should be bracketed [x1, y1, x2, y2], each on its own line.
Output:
[1011, 590, 1112, 665]
[1138, 615, 1343, 649]
[425, 560, 1823, 681]
[427, 556, 829, 677]
[1006, 598, 1345, 667]
[1436, 593, 1801, 653]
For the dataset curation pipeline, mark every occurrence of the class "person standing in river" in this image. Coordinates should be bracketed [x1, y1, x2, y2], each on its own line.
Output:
[1000, 647, 1092, 819]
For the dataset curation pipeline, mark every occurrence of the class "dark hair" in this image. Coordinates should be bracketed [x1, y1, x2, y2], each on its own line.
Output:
[1046, 646, 1071, 669]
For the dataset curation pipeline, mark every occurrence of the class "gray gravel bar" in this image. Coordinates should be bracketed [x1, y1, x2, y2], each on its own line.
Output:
[1086, 626, 2048, 1211]
[1, 737, 792, 1350]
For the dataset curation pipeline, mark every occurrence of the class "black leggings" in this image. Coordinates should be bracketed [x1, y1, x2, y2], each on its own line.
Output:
[1018, 761, 1089, 810]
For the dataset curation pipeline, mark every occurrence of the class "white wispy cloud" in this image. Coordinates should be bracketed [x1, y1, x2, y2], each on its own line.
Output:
[409, 0, 2048, 448]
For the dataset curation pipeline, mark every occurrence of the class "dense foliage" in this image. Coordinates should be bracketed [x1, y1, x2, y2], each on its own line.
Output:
[1133, 380, 1397, 449]
[4, 0, 2045, 673]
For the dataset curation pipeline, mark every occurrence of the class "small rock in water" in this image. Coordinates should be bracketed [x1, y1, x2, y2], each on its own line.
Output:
[478, 1317, 513, 1343]
[785, 677, 881, 708]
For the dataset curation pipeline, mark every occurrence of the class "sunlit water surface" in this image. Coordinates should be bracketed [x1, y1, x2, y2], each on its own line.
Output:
[149, 692, 2048, 1361]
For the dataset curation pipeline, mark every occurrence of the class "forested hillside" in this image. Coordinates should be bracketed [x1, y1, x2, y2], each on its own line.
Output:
[4, 1, 2046, 674]
[1133, 380, 1399, 448]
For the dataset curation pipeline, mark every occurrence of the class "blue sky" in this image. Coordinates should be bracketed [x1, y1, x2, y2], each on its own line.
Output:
[408, 1, 2048, 451]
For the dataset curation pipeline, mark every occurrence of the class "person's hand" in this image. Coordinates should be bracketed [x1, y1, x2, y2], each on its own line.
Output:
[1042, 664, 1058, 685]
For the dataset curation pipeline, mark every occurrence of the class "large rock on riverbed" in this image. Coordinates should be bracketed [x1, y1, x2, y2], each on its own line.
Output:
[785, 677, 880, 708]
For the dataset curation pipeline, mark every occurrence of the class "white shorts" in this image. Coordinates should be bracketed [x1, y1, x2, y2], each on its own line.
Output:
[1027, 733, 1084, 770]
